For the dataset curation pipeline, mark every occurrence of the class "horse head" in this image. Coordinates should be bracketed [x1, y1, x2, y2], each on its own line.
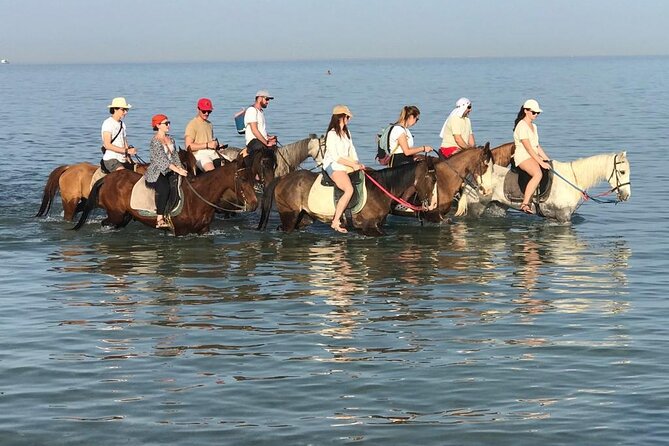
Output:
[179, 148, 198, 176]
[609, 151, 631, 201]
[234, 158, 259, 212]
[471, 142, 494, 195]
[414, 157, 438, 210]
[308, 134, 326, 167]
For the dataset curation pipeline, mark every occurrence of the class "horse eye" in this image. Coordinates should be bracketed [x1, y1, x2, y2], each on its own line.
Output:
[619, 170, 626, 175]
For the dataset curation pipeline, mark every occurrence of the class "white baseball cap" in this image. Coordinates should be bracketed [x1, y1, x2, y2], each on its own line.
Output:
[255, 90, 274, 99]
[523, 99, 542, 113]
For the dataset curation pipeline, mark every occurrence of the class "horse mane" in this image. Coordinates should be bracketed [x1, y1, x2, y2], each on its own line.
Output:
[367, 162, 418, 194]
[558, 153, 617, 191]
[275, 137, 310, 176]
[491, 142, 515, 166]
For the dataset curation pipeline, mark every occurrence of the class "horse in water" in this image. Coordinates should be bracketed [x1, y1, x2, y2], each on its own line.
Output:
[185, 135, 324, 179]
[35, 162, 150, 221]
[415, 144, 494, 223]
[455, 151, 631, 223]
[257, 158, 438, 236]
[73, 158, 258, 235]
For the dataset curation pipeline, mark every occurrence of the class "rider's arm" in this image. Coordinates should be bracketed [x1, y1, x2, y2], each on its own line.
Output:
[102, 131, 125, 153]
[249, 122, 270, 146]
[453, 134, 470, 150]
[398, 133, 432, 155]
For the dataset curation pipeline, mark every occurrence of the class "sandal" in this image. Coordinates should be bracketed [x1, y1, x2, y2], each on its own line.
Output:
[156, 217, 171, 229]
[520, 203, 534, 214]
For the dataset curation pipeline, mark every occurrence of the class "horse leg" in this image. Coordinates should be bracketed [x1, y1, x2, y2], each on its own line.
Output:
[101, 211, 129, 229]
[61, 198, 80, 221]
[278, 210, 302, 232]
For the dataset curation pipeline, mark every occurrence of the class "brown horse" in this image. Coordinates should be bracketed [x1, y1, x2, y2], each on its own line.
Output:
[257, 158, 437, 236]
[73, 158, 258, 236]
[491, 141, 515, 167]
[420, 143, 494, 223]
[35, 161, 149, 221]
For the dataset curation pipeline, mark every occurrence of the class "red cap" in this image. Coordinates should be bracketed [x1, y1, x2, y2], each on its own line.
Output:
[197, 98, 213, 111]
[151, 114, 169, 129]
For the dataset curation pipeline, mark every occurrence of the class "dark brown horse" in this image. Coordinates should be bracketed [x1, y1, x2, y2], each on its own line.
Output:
[73, 158, 257, 236]
[420, 143, 493, 223]
[35, 161, 152, 221]
[257, 158, 437, 236]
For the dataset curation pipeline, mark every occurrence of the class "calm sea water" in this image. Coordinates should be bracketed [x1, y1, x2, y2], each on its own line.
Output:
[0, 57, 668, 445]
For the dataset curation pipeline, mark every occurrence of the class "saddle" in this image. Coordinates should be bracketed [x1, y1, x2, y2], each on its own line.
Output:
[503, 162, 553, 203]
[307, 170, 367, 218]
[130, 176, 185, 217]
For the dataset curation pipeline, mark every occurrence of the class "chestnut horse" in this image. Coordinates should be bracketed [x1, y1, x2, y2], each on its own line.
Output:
[73, 158, 258, 235]
[35, 161, 152, 221]
[419, 143, 494, 223]
[257, 158, 437, 236]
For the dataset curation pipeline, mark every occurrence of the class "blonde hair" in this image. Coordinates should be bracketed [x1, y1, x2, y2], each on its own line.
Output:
[395, 105, 420, 126]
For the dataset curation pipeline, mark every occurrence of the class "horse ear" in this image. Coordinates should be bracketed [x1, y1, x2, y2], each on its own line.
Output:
[484, 142, 490, 150]
[622, 150, 627, 158]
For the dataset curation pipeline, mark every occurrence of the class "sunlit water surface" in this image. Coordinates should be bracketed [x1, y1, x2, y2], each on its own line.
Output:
[0, 57, 667, 445]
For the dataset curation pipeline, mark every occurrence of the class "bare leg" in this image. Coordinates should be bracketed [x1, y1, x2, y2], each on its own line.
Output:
[518, 158, 543, 213]
[330, 171, 353, 233]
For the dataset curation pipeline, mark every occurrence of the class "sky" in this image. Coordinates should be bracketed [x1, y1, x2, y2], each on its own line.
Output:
[1, 0, 668, 64]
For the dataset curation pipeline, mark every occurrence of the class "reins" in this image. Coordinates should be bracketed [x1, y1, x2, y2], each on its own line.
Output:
[436, 150, 485, 193]
[183, 169, 248, 212]
[363, 164, 436, 212]
[549, 154, 628, 205]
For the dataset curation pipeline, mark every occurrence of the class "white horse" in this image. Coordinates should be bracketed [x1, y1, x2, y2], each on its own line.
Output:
[455, 151, 631, 223]
[220, 135, 325, 177]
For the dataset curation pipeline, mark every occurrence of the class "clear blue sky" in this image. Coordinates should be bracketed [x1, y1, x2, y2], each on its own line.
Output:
[1, 0, 667, 64]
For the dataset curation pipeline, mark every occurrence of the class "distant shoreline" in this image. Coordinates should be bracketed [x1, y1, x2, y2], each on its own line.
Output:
[6, 54, 669, 66]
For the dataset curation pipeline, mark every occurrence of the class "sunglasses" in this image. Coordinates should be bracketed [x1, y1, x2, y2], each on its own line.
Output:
[525, 108, 540, 115]
[199, 109, 212, 115]
[161, 121, 171, 126]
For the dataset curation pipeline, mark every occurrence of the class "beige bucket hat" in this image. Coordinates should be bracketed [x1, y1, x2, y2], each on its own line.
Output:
[107, 97, 132, 109]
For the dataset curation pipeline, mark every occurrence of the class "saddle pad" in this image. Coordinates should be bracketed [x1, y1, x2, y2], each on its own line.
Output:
[89, 167, 106, 192]
[130, 176, 184, 217]
[503, 167, 553, 203]
[307, 174, 367, 218]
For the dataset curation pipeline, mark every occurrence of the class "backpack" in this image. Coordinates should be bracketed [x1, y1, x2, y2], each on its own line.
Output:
[375, 123, 396, 165]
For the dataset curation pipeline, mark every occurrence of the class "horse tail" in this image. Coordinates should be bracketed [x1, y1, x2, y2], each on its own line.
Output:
[454, 193, 468, 217]
[73, 177, 104, 230]
[257, 177, 279, 231]
[35, 165, 69, 217]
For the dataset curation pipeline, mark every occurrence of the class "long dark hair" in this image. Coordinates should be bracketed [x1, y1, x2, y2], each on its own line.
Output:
[513, 106, 527, 130]
[326, 113, 350, 139]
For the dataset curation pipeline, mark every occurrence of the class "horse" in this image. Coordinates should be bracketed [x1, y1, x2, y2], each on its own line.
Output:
[184, 135, 324, 178]
[34, 159, 171, 221]
[455, 151, 631, 223]
[257, 158, 438, 236]
[415, 144, 494, 223]
[490, 141, 515, 167]
[73, 158, 258, 235]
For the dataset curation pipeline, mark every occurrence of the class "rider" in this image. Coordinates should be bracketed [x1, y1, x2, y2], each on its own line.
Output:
[513, 99, 551, 214]
[439, 97, 476, 159]
[145, 114, 188, 229]
[243, 89, 277, 170]
[387, 105, 434, 167]
[184, 98, 221, 172]
[322, 105, 365, 233]
[101, 97, 137, 172]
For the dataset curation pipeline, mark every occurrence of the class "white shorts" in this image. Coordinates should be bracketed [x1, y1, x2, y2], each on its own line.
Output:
[193, 149, 220, 170]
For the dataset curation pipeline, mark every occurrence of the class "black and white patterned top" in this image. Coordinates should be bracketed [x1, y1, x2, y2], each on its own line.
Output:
[144, 136, 184, 183]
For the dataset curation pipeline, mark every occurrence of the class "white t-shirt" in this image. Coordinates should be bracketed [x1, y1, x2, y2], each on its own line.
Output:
[101, 117, 127, 161]
[322, 129, 358, 171]
[388, 126, 414, 155]
[243, 106, 267, 145]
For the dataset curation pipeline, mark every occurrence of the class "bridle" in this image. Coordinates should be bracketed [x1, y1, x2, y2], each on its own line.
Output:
[607, 153, 631, 200]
